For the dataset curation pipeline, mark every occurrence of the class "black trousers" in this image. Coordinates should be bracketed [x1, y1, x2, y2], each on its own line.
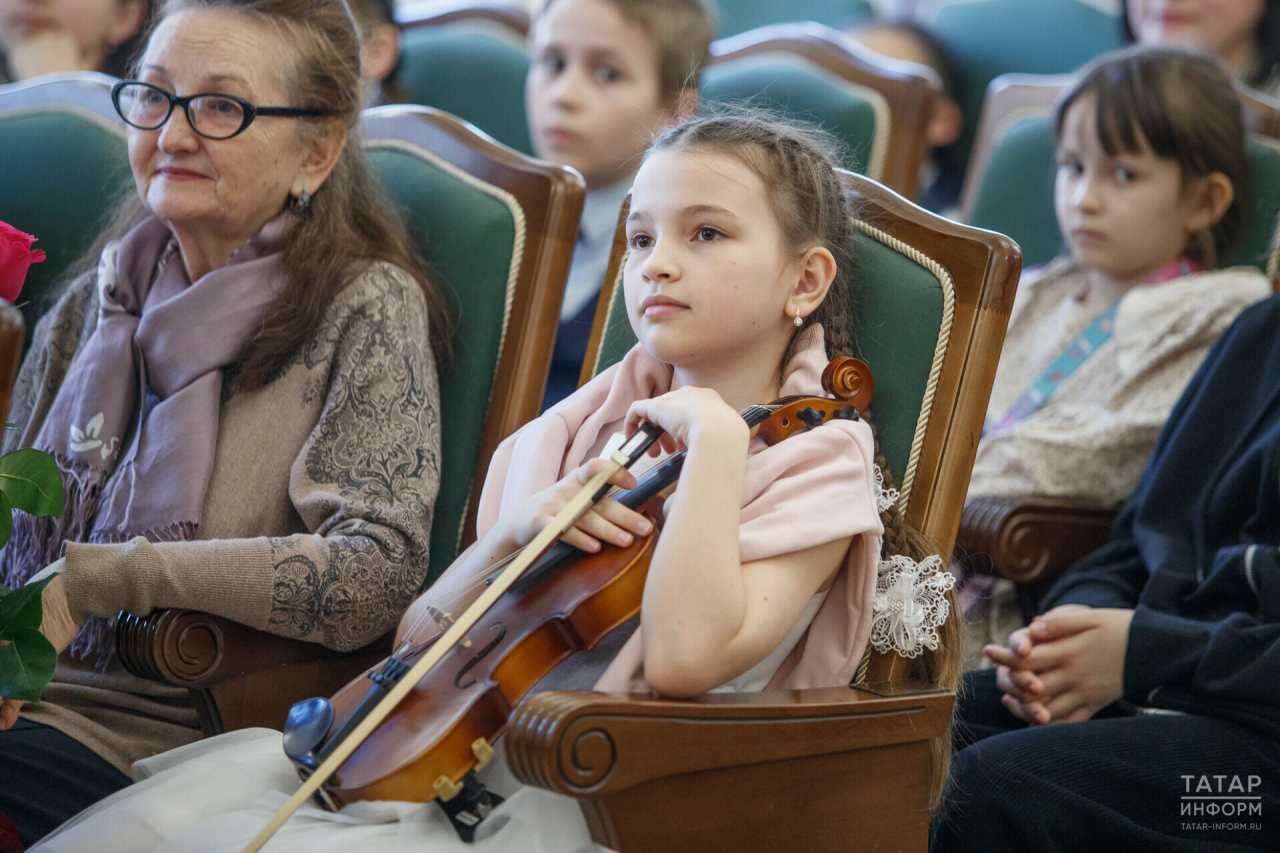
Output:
[0, 718, 130, 847]
[931, 669, 1280, 853]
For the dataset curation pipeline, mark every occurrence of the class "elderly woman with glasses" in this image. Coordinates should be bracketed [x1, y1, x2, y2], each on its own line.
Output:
[0, 0, 450, 846]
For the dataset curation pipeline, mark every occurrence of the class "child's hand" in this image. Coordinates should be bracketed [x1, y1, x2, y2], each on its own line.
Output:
[985, 603, 1092, 724]
[503, 458, 652, 555]
[624, 387, 747, 457]
[987, 606, 1133, 725]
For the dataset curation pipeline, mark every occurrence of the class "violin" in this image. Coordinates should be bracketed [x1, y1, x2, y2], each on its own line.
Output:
[256, 357, 873, 847]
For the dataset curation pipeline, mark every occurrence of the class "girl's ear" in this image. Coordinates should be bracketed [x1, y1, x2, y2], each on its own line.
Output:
[791, 246, 837, 320]
[1184, 171, 1234, 234]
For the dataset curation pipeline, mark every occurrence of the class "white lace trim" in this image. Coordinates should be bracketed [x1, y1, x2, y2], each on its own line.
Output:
[872, 464, 899, 514]
[870, 553, 955, 658]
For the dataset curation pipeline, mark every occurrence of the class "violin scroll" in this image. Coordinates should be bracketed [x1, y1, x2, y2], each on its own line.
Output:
[822, 356, 874, 412]
[754, 358, 875, 446]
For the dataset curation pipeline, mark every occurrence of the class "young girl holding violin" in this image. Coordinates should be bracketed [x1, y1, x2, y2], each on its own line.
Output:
[30, 113, 957, 853]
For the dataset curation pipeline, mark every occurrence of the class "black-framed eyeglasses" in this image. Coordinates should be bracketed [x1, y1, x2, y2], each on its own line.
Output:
[111, 80, 326, 140]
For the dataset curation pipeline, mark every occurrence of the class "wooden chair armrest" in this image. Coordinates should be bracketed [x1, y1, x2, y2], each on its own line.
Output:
[956, 494, 1121, 588]
[116, 609, 391, 735]
[505, 685, 954, 798]
[115, 608, 359, 688]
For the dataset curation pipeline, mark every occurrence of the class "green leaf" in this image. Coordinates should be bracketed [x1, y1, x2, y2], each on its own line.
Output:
[0, 448, 64, 517]
[0, 576, 51, 640]
[0, 627, 57, 702]
[0, 489, 13, 551]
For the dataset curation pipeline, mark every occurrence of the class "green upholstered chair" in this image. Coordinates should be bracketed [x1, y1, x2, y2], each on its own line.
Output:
[397, 21, 534, 156]
[362, 105, 584, 583]
[712, 0, 873, 38]
[701, 53, 886, 184]
[709, 22, 938, 199]
[967, 113, 1280, 272]
[115, 105, 586, 736]
[0, 73, 133, 349]
[924, 0, 1123, 179]
[519, 170, 1021, 853]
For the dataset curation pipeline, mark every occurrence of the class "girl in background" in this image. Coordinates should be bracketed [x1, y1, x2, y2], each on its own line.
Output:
[963, 45, 1270, 665]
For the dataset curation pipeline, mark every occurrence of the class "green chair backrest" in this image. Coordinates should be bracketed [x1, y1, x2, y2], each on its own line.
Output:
[366, 138, 523, 584]
[0, 76, 133, 348]
[587, 206, 948, 488]
[969, 113, 1280, 271]
[398, 23, 534, 156]
[713, 0, 873, 38]
[926, 0, 1122, 175]
[701, 55, 886, 179]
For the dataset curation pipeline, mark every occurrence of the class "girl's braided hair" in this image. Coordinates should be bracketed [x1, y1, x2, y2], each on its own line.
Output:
[647, 110, 962, 809]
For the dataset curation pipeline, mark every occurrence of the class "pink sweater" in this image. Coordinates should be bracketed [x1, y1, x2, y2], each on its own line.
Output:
[466, 326, 883, 691]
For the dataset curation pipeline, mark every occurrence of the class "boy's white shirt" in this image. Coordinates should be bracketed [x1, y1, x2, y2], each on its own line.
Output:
[560, 176, 634, 321]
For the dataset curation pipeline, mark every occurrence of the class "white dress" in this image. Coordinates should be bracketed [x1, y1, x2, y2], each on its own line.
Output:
[32, 592, 829, 853]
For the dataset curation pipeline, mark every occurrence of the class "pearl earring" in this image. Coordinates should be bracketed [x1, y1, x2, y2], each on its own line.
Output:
[793, 309, 804, 328]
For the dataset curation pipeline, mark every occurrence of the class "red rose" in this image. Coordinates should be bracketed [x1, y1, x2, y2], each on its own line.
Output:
[0, 221, 46, 304]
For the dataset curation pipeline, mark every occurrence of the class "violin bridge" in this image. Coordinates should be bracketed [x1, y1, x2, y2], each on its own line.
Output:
[428, 606, 473, 647]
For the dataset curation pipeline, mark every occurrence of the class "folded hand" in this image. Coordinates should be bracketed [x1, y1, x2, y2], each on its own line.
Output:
[984, 605, 1132, 725]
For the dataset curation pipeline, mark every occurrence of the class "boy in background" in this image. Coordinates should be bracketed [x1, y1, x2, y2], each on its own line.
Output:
[527, 0, 712, 408]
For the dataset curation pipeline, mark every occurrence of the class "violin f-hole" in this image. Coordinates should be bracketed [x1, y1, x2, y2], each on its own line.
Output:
[454, 623, 508, 690]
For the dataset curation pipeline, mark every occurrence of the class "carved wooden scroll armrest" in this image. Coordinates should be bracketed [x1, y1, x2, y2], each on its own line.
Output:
[505, 686, 955, 798]
[114, 608, 357, 688]
[116, 609, 392, 735]
[957, 495, 1121, 588]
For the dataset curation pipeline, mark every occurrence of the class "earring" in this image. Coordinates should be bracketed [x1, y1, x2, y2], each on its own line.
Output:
[290, 189, 311, 213]
[792, 308, 804, 328]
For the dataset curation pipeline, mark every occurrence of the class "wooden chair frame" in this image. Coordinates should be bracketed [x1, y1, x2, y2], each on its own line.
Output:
[116, 105, 586, 736]
[398, 1, 530, 37]
[710, 22, 939, 200]
[544, 170, 1020, 851]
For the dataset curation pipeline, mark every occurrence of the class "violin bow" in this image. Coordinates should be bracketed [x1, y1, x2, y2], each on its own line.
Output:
[241, 424, 663, 853]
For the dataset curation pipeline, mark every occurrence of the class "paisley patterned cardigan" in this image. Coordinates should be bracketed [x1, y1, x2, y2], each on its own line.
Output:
[4, 260, 441, 774]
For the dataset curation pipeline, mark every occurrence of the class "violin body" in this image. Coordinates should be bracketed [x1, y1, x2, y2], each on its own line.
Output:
[318, 495, 667, 806]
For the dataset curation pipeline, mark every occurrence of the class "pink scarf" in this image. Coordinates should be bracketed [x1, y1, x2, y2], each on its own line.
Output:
[462, 326, 883, 691]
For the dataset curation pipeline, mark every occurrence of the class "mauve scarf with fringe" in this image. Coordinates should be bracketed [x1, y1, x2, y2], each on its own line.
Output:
[1, 213, 292, 665]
